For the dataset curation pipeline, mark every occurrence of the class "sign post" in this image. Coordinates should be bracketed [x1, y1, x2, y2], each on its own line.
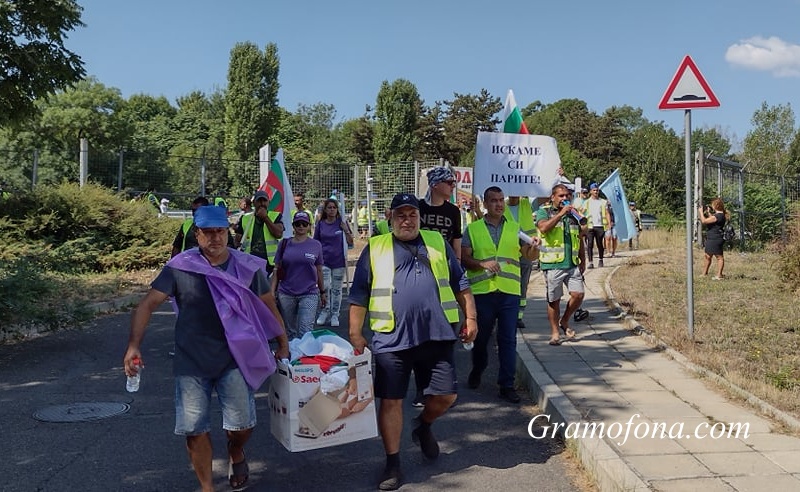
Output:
[659, 55, 720, 340]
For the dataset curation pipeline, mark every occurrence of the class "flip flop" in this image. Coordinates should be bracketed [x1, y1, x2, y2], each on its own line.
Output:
[559, 324, 576, 339]
[548, 338, 562, 346]
[228, 442, 249, 491]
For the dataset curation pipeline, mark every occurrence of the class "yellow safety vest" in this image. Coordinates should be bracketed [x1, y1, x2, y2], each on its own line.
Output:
[504, 198, 536, 236]
[357, 207, 369, 226]
[367, 230, 460, 333]
[241, 211, 281, 264]
[581, 198, 609, 228]
[538, 205, 581, 265]
[375, 220, 390, 235]
[180, 218, 194, 251]
[465, 219, 521, 295]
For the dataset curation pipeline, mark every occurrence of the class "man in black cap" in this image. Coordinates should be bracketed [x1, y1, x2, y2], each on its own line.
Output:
[349, 192, 477, 491]
[234, 190, 285, 269]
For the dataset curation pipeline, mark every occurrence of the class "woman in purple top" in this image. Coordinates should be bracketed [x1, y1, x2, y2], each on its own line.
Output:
[313, 198, 354, 327]
[272, 211, 325, 339]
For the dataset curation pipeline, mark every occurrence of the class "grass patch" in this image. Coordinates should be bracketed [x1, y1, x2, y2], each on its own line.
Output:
[611, 228, 800, 419]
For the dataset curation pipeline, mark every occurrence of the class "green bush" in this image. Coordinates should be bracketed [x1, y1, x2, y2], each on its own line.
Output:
[0, 182, 177, 273]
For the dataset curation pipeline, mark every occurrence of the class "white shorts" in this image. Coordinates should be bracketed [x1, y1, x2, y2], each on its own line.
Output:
[605, 227, 617, 238]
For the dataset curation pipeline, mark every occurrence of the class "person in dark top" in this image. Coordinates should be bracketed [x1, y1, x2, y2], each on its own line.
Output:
[349, 193, 477, 491]
[172, 197, 234, 257]
[413, 166, 463, 408]
[699, 197, 729, 280]
[124, 205, 288, 491]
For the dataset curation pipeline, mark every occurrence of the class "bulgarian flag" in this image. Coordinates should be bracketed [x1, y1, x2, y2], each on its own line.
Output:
[258, 147, 295, 238]
[501, 89, 529, 134]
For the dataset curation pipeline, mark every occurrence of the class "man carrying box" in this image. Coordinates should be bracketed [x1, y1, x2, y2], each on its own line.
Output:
[349, 193, 478, 491]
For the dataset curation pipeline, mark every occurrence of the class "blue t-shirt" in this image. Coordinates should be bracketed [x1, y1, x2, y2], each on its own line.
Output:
[348, 234, 470, 354]
[314, 218, 347, 269]
[152, 258, 270, 378]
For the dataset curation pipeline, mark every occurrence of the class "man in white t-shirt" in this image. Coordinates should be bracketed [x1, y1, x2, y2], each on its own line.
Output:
[580, 183, 609, 268]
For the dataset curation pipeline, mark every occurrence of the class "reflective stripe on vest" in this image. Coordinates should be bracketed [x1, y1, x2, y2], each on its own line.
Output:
[241, 212, 281, 263]
[367, 230, 459, 333]
[539, 205, 581, 264]
[465, 219, 521, 295]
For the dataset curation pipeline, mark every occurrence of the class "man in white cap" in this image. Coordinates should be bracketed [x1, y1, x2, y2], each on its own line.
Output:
[414, 166, 463, 407]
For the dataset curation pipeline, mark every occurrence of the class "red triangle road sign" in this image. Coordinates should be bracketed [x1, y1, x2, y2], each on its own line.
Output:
[659, 55, 720, 110]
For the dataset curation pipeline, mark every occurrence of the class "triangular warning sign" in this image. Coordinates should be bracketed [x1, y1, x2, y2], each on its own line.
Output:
[659, 55, 720, 110]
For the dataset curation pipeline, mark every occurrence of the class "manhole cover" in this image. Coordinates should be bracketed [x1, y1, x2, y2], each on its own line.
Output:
[33, 402, 131, 422]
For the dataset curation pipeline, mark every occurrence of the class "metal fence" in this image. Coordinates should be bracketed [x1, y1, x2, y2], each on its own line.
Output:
[698, 150, 800, 249]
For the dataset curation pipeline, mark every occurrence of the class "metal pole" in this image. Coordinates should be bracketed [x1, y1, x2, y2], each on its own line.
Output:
[200, 153, 207, 197]
[79, 138, 89, 187]
[117, 148, 124, 191]
[32, 149, 39, 190]
[684, 110, 694, 339]
[352, 165, 360, 235]
[366, 165, 374, 237]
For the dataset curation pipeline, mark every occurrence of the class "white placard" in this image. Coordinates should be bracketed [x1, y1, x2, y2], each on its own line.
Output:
[473, 132, 561, 198]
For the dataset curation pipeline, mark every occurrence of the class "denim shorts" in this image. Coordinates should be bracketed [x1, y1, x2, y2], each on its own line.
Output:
[174, 367, 256, 436]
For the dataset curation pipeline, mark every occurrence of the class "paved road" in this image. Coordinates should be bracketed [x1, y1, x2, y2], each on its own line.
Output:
[0, 303, 581, 492]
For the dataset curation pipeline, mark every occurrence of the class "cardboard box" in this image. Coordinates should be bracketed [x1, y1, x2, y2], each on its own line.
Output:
[269, 349, 377, 452]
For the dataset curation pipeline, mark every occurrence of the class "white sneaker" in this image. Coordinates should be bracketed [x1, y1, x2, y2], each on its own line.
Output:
[330, 315, 340, 327]
[316, 313, 328, 325]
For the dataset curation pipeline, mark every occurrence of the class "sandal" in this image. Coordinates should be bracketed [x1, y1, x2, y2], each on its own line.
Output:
[559, 324, 576, 340]
[548, 338, 562, 346]
[228, 442, 249, 491]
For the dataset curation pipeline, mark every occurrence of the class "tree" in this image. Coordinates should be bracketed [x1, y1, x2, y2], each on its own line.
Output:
[621, 122, 683, 215]
[339, 112, 374, 164]
[439, 89, 502, 165]
[742, 102, 796, 175]
[373, 79, 422, 164]
[224, 41, 281, 194]
[692, 126, 732, 159]
[0, 0, 86, 126]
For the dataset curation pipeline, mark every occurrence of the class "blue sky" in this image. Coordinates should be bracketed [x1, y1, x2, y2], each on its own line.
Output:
[69, 0, 800, 148]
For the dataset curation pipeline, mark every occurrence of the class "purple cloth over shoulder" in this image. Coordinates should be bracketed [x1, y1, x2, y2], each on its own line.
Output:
[168, 248, 284, 390]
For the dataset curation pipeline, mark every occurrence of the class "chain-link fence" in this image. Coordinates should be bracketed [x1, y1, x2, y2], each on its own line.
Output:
[699, 151, 800, 249]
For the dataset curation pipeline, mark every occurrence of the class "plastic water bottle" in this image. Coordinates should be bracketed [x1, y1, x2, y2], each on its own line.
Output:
[126, 357, 142, 392]
[460, 329, 473, 350]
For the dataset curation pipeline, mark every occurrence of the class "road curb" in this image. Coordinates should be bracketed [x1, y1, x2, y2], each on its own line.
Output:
[516, 334, 650, 492]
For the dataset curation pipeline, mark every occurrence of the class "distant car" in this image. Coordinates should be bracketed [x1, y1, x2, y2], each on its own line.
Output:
[640, 213, 657, 230]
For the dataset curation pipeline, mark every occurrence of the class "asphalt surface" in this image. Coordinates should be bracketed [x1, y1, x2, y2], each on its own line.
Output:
[0, 303, 581, 492]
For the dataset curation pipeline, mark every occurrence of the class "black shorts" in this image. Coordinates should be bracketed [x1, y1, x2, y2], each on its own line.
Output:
[374, 341, 457, 399]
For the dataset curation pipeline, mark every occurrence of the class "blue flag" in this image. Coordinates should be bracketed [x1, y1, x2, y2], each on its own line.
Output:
[599, 169, 637, 242]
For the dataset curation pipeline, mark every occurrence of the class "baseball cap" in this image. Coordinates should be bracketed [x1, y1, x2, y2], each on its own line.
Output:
[390, 193, 419, 210]
[589, 183, 599, 190]
[292, 211, 311, 224]
[194, 205, 229, 228]
[253, 190, 269, 201]
[629, 201, 636, 206]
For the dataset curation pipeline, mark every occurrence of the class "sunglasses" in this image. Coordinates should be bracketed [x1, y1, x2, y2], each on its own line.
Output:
[293, 222, 309, 227]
